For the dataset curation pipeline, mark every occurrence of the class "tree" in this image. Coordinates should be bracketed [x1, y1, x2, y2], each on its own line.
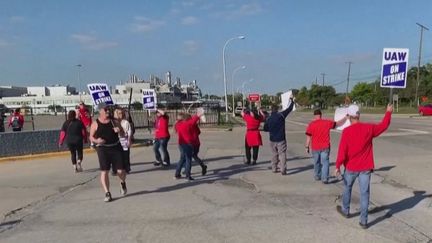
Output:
[131, 101, 143, 110]
[351, 82, 374, 105]
[296, 86, 310, 106]
[308, 84, 336, 109]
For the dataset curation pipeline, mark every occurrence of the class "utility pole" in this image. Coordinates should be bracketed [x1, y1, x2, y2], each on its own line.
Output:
[321, 73, 325, 86]
[315, 76, 318, 85]
[415, 23, 429, 106]
[345, 62, 352, 102]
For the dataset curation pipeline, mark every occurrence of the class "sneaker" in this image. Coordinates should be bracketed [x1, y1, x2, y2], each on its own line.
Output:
[202, 165, 208, 176]
[281, 171, 287, 176]
[104, 192, 112, 202]
[162, 161, 169, 166]
[153, 161, 161, 166]
[120, 182, 127, 196]
[244, 161, 251, 165]
[252, 160, 257, 165]
[322, 181, 329, 184]
[74, 165, 78, 173]
[77, 163, 83, 172]
[187, 177, 195, 181]
[174, 175, 181, 180]
[336, 205, 349, 218]
[90, 143, 95, 149]
[359, 222, 368, 229]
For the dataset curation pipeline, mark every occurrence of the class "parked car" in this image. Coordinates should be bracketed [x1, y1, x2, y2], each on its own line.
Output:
[418, 104, 432, 116]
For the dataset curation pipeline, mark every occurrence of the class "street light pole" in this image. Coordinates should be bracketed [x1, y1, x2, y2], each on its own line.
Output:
[76, 64, 82, 101]
[231, 65, 246, 117]
[240, 79, 253, 108]
[223, 35, 245, 122]
[345, 61, 352, 103]
[415, 23, 429, 106]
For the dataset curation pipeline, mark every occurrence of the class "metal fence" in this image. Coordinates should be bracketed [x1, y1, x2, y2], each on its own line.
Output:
[130, 107, 221, 129]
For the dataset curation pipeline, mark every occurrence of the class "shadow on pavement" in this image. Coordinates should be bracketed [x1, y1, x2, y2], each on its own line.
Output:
[125, 162, 266, 198]
[349, 191, 432, 228]
[374, 165, 396, 172]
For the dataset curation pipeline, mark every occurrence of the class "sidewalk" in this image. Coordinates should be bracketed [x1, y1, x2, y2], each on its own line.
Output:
[0, 127, 431, 242]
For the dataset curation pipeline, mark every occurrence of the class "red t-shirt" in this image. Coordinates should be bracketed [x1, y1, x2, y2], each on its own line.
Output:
[335, 112, 391, 172]
[305, 119, 336, 150]
[154, 115, 170, 139]
[78, 108, 92, 127]
[175, 116, 199, 145]
[190, 122, 201, 147]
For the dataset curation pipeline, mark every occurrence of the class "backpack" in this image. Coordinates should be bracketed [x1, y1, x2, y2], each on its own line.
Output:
[11, 116, 21, 129]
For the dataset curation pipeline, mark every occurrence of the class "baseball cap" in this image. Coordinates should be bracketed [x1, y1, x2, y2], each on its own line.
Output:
[347, 104, 360, 117]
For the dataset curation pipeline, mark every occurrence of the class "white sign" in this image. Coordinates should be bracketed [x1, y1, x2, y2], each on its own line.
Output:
[334, 107, 350, 131]
[87, 83, 114, 106]
[142, 89, 157, 111]
[380, 48, 409, 89]
[281, 90, 296, 111]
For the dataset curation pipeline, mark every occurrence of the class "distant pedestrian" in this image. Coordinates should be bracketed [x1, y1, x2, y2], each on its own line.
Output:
[8, 108, 24, 132]
[190, 111, 207, 176]
[114, 107, 132, 174]
[241, 108, 265, 165]
[59, 110, 88, 172]
[305, 109, 347, 183]
[77, 102, 92, 128]
[335, 104, 393, 229]
[263, 97, 295, 175]
[153, 109, 170, 167]
[174, 109, 204, 181]
[90, 103, 127, 202]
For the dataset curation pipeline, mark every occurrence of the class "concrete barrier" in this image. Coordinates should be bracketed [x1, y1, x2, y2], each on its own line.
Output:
[0, 129, 65, 157]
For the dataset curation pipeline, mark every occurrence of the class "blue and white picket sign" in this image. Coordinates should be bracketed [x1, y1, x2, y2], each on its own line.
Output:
[87, 83, 114, 106]
[142, 89, 157, 111]
[380, 48, 409, 88]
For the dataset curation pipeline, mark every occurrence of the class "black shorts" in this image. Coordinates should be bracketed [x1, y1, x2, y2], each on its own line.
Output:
[96, 144, 124, 171]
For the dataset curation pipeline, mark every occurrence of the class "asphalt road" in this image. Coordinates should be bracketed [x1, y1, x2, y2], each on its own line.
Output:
[0, 112, 431, 243]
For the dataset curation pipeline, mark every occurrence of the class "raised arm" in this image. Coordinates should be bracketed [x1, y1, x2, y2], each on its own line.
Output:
[372, 104, 393, 137]
[280, 98, 294, 118]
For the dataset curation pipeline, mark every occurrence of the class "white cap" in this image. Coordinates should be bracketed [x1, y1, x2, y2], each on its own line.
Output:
[347, 104, 360, 117]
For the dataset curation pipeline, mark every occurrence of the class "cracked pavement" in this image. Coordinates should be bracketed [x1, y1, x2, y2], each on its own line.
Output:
[1, 113, 432, 242]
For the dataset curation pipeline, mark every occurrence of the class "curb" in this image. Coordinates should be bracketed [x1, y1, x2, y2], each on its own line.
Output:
[0, 141, 153, 163]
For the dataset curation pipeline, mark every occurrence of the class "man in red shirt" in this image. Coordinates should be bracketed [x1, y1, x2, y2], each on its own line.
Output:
[174, 109, 203, 181]
[8, 108, 24, 132]
[335, 104, 393, 229]
[305, 109, 347, 183]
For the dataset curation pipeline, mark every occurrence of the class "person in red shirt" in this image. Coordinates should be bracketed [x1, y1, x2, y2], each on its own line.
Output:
[335, 104, 393, 229]
[8, 108, 24, 132]
[77, 102, 92, 128]
[174, 110, 203, 181]
[241, 108, 265, 165]
[190, 115, 207, 176]
[305, 109, 347, 183]
[153, 109, 170, 166]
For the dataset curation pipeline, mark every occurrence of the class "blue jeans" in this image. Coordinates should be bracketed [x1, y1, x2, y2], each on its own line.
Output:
[312, 148, 330, 182]
[342, 170, 371, 224]
[175, 144, 193, 178]
[153, 137, 170, 165]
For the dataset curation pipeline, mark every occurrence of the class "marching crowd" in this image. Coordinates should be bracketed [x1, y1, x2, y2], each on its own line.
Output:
[57, 96, 393, 229]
